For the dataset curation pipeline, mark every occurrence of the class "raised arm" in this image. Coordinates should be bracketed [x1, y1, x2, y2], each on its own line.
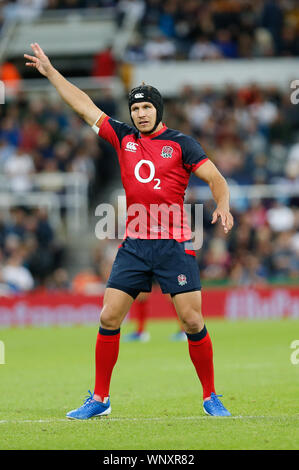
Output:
[193, 159, 234, 234]
[24, 43, 102, 126]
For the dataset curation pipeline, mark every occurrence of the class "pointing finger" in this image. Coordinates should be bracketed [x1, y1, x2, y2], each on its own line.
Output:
[33, 42, 45, 57]
[24, 54, 37, 62]
[211, 211, 218, 224]
[30, 43, 41, 57]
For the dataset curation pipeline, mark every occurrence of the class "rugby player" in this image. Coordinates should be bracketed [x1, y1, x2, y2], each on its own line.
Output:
[25, 43, 234, 418]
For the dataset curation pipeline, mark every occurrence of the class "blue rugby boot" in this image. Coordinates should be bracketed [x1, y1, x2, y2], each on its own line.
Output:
[66, 390, 111, 420]
[122, 331, 150, 342]
[170, 331, 187, 342]
[203, 393, 231, 417]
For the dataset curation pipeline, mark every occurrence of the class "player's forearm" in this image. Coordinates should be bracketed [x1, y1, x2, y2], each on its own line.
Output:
[209, 175, 230, 209]
[47, 67, 96, 123]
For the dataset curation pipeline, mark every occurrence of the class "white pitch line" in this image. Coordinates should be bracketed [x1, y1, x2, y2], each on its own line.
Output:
[0, 415, 293, 424]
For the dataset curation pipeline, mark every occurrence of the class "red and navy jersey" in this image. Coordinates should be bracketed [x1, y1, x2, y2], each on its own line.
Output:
[92, 114, 209, 240]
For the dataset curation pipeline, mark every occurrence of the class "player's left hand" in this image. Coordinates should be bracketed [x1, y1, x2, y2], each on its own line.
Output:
[211, 206, 234, 234]
[24, 43, 53, 77]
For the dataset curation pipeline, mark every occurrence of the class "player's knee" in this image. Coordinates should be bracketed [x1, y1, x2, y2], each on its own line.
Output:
[100, 305, 122, 330]
[179, 309, 203, 334]
[182, 319, 201, 334]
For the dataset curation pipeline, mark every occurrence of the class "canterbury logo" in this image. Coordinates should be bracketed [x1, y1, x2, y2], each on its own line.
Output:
[125, 142, 138, 152]
[134, 93, 144, 99]
[125, 141, 138, 152]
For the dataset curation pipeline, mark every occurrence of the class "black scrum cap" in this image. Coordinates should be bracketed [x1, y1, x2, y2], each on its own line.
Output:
[128, 84, 163, 132]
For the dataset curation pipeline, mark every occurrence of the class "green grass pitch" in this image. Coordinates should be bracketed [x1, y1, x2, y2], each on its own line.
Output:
[0, 319, 298, 450]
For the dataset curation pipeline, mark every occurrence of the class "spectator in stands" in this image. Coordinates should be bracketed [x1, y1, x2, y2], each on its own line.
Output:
[2, 251, 34, 292]
[189, 35, 222, 60]
[140, 0, 161, 35]
[0, 204, 65, 291]
[286, 139, 299, 179]
[70, 144, 96, 185]
[95, 87, 118, 118]
[229, 252, 269, 286]
[19, 115, 42, 153]
[72, 269, 104, 295]
[267, 201, 295, 233]
[91, 46, 117, 78]
[0, 138, 15, 172]
[260, 0, 283, 55]
[254, 27, 275, 57]
[0, 265, 20, 294]
[6, 207, 27, 240]
[51, 141, 71, 172]
[0, 116, 21, 148]
[144, 31, 176, 61]
[159, 0, 177, 38]
[213, 29, 238, 58]
[3, 146, 35, 193]
[2, 0, 297, 64]
[0, 61, 21, 97]
[47, 267, 70, 290]
[124, 35, 146, 63]
[271, 231, 296, 279]
[201, 237, 231, 281]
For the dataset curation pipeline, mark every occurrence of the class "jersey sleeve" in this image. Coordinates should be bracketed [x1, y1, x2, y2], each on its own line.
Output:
[91, 113, 135, 152]
[180, 135, 209, 173]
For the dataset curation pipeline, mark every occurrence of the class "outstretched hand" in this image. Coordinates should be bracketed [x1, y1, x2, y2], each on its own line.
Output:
[211, 206, 234, 234]
[24, 43, 53, 77]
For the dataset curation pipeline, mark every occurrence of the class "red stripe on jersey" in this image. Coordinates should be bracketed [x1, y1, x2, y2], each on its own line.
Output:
[192, 158, 209, 172]
[139, 124, 168, 139]
[95, 113, 107, 129]
[185, 249, 196, 256]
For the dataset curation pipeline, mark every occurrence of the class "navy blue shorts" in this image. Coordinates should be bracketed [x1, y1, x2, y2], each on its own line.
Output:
[107, 237, 201, 299]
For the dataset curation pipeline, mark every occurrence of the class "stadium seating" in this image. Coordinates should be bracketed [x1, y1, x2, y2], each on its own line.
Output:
[0, 1, 299, 292]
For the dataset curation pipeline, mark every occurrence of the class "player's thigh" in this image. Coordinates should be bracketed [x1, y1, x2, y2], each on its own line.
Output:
[100, 287, 135, 329]
[172, 290, 204, 333]
[136, 292, 150, 302]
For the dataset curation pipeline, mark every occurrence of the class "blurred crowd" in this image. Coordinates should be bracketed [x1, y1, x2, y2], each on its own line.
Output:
[0, 206, 65, 294]
[162, 82, 299, 286]
[82, 196, 299, 293]
[1, 1, 299, 60]
[130, 0, 299, 61]
[0, 90, 118, 194]
[0, 2, 297, 294]
[2, 83, 298, 189]
[188, 196, 299, 287]
[0, 90, 119, 294]
[1, 80, 299, 291]
[165, 83, 299, 185]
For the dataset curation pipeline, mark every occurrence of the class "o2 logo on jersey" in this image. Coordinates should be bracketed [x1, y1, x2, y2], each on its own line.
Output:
[161, 145, 173, 158]
[134, 160, 161, 189]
